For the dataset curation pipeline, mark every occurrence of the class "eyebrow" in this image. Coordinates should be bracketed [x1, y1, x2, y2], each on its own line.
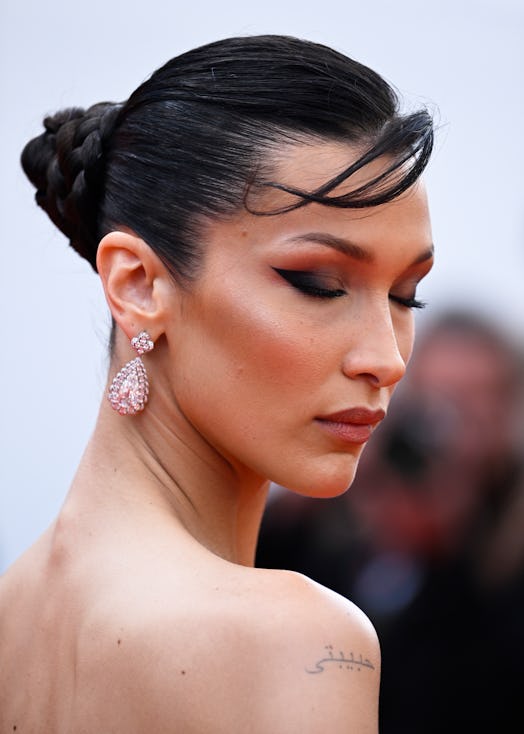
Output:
[287, 232, 434, 266]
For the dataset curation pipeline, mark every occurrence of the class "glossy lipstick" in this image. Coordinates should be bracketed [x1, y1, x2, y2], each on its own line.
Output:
[315, 407, 386, 445]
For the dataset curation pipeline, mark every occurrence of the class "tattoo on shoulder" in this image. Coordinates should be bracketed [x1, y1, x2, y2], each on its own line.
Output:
[305, 645, 375, 674]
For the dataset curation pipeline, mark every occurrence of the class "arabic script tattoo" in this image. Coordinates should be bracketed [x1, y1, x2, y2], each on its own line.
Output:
[305, 645, 375, 674]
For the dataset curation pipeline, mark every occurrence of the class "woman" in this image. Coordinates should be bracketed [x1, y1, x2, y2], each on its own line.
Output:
[0, 35, 434, 732]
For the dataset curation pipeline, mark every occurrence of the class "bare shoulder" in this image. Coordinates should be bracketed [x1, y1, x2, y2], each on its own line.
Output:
[252, 568, 381, 733]
[261, 566, 379, 645]
[250, 566, 380, 671]
[88, 565, 380, 733]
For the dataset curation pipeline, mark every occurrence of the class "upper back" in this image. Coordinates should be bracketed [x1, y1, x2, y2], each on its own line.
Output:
[0, 524, 380, 734]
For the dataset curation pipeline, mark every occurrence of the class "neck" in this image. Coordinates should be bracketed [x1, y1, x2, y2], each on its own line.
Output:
[64, 395, 271, 567]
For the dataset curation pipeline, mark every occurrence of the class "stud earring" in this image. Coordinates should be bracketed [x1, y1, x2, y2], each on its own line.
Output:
[108, 330, 154, 415]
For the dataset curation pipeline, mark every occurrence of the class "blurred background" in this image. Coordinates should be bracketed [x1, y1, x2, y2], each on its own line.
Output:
[1, 0, 523, 728]
[257, 309, 524, 731]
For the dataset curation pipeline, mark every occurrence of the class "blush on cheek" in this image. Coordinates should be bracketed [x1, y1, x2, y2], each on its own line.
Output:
[202, 287, 313, 387]
[173, 288, 319, 461]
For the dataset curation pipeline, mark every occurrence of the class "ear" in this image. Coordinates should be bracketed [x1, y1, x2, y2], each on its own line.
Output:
[96, 230, 172, 342]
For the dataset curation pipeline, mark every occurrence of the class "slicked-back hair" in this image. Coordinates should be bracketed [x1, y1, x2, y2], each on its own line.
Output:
[21, 34, 433, 280]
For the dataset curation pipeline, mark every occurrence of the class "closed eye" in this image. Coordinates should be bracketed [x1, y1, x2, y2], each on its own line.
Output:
[273, 268, 346, 299]
[389, 293, 426, 309]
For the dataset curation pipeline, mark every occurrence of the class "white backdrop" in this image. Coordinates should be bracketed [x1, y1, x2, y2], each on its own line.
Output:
[1, 0, 523, 572]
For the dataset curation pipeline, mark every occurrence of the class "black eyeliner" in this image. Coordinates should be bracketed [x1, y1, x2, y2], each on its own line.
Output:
[273, 268, 346, 299]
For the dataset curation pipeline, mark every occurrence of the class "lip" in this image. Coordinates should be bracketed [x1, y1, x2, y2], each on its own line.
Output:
[315, 407, 386, 445]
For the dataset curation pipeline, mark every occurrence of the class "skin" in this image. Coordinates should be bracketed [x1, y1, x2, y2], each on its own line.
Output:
[0, 140, 433, 733]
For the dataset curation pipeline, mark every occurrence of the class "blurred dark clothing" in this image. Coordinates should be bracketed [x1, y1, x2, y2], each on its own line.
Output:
[256, 473, 524, 734]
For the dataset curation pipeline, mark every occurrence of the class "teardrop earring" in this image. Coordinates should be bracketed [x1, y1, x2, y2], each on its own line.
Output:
[108, 330, 154, 415]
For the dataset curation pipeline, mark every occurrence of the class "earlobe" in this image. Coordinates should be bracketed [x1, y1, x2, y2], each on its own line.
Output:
[96, 230, 167, 341]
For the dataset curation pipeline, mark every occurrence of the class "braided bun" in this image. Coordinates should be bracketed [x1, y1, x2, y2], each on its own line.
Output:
[21, 102, 122, 270]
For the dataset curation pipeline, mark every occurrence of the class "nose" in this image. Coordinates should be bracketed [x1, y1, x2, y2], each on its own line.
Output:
[341, 302, 411, 388]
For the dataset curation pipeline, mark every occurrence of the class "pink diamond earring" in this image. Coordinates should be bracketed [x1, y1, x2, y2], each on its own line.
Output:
[108, 330, 155, 415]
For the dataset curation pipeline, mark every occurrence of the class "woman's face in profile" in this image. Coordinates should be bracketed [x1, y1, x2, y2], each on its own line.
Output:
[167, 141, 434, 497]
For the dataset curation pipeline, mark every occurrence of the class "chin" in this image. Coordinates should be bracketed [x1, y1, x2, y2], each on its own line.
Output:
[274, 455, 361, 499]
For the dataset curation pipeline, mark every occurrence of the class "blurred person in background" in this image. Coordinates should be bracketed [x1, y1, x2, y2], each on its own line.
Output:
[257, 310, 524, 733]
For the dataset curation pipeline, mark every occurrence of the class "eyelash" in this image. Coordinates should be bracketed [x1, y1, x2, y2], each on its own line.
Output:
[274, 268, 426, 310]
[389, 294, 426, 310]
[274, 268, 345, 299]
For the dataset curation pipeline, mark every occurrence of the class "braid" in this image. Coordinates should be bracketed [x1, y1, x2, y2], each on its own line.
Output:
[21, 102, 122, 270]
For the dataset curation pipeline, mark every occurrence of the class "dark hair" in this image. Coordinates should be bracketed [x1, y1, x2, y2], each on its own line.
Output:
[21, 34, 433, 280]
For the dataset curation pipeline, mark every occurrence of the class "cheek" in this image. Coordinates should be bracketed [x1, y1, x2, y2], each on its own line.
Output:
[194, 278, 332, 385]
[172, 283, 327, 435]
